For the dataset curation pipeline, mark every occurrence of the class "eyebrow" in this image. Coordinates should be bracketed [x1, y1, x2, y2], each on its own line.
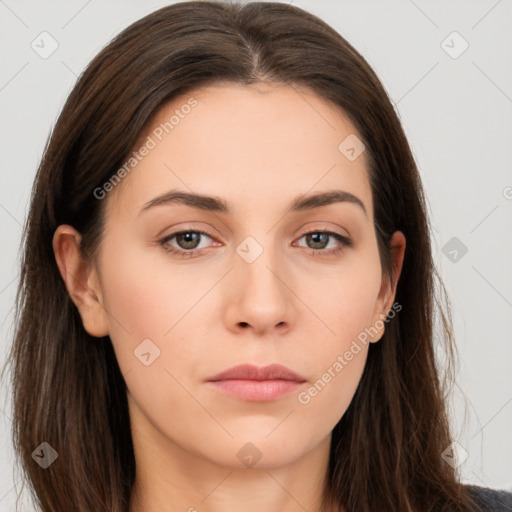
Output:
[139, 189, 367, 217]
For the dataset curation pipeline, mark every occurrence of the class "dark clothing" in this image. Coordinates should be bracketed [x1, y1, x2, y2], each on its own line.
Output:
[465, 484, 512, 511]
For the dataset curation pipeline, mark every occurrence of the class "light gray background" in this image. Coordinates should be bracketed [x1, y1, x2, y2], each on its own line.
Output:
[1, 0, 511, 509]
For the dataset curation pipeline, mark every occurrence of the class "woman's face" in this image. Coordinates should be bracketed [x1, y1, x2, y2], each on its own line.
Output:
[61, 82, 404, 470]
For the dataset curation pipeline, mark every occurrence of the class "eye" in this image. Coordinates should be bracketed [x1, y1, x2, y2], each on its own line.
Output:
[295, 230, 352, 257]
[159, 229, 218, 257]
[158, 228, 352, 258]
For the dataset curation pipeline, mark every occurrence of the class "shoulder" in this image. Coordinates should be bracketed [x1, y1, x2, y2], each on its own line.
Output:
[463, 484, 512, 511]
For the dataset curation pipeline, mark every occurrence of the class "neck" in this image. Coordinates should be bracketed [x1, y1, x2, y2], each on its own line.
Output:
[128, 411, 337, 512]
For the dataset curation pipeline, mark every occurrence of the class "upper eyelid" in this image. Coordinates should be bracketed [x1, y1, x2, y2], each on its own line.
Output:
[161, 221, 351, 239]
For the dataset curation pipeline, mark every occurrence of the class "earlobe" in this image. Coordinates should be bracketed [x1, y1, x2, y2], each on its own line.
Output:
[52, 225, 109, 338]
[370, 230, 406, 343]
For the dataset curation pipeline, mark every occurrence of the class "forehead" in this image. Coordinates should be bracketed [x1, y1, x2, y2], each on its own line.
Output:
[106, 82, 373, 220]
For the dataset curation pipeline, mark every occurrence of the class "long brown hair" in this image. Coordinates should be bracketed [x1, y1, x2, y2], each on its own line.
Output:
[5, 1, 482, 510]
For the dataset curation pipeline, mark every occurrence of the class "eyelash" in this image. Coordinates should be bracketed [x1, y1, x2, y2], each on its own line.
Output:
[158, 228, 352, 259]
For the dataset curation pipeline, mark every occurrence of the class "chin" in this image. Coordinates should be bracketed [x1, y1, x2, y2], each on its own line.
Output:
[216, 433, 320, 470]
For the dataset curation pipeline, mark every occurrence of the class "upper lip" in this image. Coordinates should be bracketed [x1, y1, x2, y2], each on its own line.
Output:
[207, 364, 307, 382]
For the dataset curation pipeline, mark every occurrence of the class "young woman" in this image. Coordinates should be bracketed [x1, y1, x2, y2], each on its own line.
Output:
[6, 1, 512, 511]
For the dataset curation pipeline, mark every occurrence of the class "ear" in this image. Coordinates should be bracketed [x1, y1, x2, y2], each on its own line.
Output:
[52, 225, 109, 337]
[369, 230, 406, 343]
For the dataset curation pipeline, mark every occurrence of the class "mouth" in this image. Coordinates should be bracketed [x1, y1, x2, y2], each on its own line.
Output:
[205, 363, 307, 402]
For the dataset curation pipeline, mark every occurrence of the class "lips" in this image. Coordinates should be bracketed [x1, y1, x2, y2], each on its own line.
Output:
[206, 363, 307, 383]
[206, 364, 307, 401]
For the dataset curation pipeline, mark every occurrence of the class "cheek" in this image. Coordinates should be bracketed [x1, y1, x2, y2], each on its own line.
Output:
[291, 250, 381, 419]
[97, 240, 217, 364]
[296, 247, 382, 348]
[296, 345, 368, 431]
[97, 243, 211, 448]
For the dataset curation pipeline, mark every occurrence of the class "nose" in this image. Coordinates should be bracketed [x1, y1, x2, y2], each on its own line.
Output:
[224, 245, 295, 336]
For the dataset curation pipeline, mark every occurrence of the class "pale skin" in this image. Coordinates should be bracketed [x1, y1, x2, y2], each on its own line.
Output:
[53, 82, 405, 512]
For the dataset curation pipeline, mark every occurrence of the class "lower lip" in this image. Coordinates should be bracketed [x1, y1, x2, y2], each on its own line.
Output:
[207, 379, 305, 401]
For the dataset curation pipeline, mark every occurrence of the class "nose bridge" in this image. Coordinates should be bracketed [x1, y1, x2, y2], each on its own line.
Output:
[237, 233, 285, 298]
[229, 231, 293, 332]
